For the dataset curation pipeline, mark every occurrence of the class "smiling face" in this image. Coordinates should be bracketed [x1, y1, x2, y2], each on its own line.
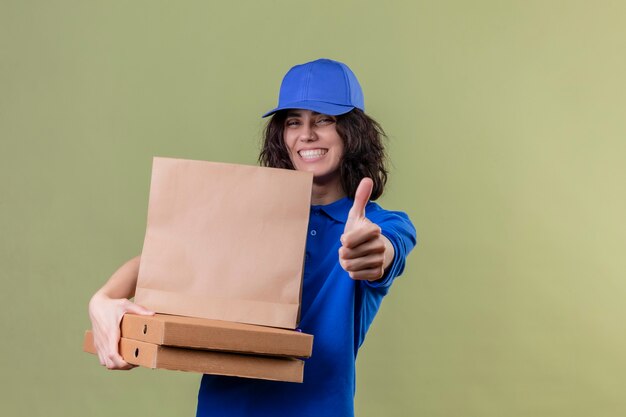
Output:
[283, 109, 345, 195]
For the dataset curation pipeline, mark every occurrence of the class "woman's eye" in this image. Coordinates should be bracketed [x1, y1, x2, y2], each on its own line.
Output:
[316, 117, 334, 125]
[286, 120, 300, 127]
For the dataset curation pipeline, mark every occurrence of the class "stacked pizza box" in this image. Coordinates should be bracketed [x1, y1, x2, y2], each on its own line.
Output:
[83, 313, 313, 383]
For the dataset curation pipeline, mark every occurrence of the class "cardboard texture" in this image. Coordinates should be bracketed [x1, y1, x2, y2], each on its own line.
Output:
[121, 313, 313, 358]
[134, 158, 313, 329]
[83, 331, 304, 383]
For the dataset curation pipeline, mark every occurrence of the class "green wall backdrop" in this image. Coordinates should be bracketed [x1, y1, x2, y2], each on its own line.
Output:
[2, 1, 626, 416]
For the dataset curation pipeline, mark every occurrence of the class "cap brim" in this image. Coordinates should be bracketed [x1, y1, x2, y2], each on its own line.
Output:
[262, 100, 356, 118]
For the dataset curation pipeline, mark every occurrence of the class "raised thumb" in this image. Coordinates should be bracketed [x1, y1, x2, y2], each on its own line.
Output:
[347, 177, 373, 225]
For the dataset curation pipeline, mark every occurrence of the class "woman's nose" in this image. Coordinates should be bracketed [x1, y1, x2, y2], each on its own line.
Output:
[299, 124, 316, 142]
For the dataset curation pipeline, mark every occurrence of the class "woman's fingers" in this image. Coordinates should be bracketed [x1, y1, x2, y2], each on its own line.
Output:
[104, 327, 130, 369]
[339, 237, 385, 260]
[339, 232, 385, 274]
[347, 267, 385, 281]
[341, 221, 381, 249]
[107, 354, 134, 370]
[97, 350, 105, 366]
[340, 251, 385, 272]
[89, 295, 149, 370]
[93, 321, 130, 370]
[123, 300, 155, 316]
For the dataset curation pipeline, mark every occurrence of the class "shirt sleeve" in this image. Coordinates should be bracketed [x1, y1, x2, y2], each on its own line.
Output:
[364, 208, 417, 290]
[353, 207, 417, 349]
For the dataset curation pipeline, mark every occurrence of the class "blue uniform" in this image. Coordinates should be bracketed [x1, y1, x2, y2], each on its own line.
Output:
[197, 197, 417, 417]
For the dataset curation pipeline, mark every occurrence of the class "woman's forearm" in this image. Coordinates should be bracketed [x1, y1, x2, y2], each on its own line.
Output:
[93, 255, 141, 300]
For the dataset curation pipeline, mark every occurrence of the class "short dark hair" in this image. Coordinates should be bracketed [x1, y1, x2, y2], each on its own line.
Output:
[258, 109, 388, 200]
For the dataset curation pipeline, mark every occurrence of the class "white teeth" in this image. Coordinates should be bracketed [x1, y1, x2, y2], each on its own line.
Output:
[299, 149, 327, 159]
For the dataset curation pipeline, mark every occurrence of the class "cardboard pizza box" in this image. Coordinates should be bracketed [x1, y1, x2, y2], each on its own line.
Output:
[120, 313, 313, 358]
[83, 331, 304, 383]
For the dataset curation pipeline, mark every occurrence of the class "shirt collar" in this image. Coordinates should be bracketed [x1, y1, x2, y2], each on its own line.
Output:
[312, 197, 353, 224]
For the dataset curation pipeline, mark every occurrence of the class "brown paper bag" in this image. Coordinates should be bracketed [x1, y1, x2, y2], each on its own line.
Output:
[134, 157, 312, 329]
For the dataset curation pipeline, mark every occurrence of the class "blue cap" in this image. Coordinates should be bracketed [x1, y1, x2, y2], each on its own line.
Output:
[262, 58, 365, 118]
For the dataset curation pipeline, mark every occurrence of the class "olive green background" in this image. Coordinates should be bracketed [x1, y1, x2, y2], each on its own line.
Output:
[2, 1, 625, 416]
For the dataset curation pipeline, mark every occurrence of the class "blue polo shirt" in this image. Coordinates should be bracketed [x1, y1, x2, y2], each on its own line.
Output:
[197, 197, 416, 417]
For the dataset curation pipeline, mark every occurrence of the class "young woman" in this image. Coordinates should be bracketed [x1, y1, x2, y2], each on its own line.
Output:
[89, 58, 416, 417]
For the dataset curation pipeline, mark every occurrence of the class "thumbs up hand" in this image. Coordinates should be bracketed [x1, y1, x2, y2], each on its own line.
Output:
[339, 178, 393, 281]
